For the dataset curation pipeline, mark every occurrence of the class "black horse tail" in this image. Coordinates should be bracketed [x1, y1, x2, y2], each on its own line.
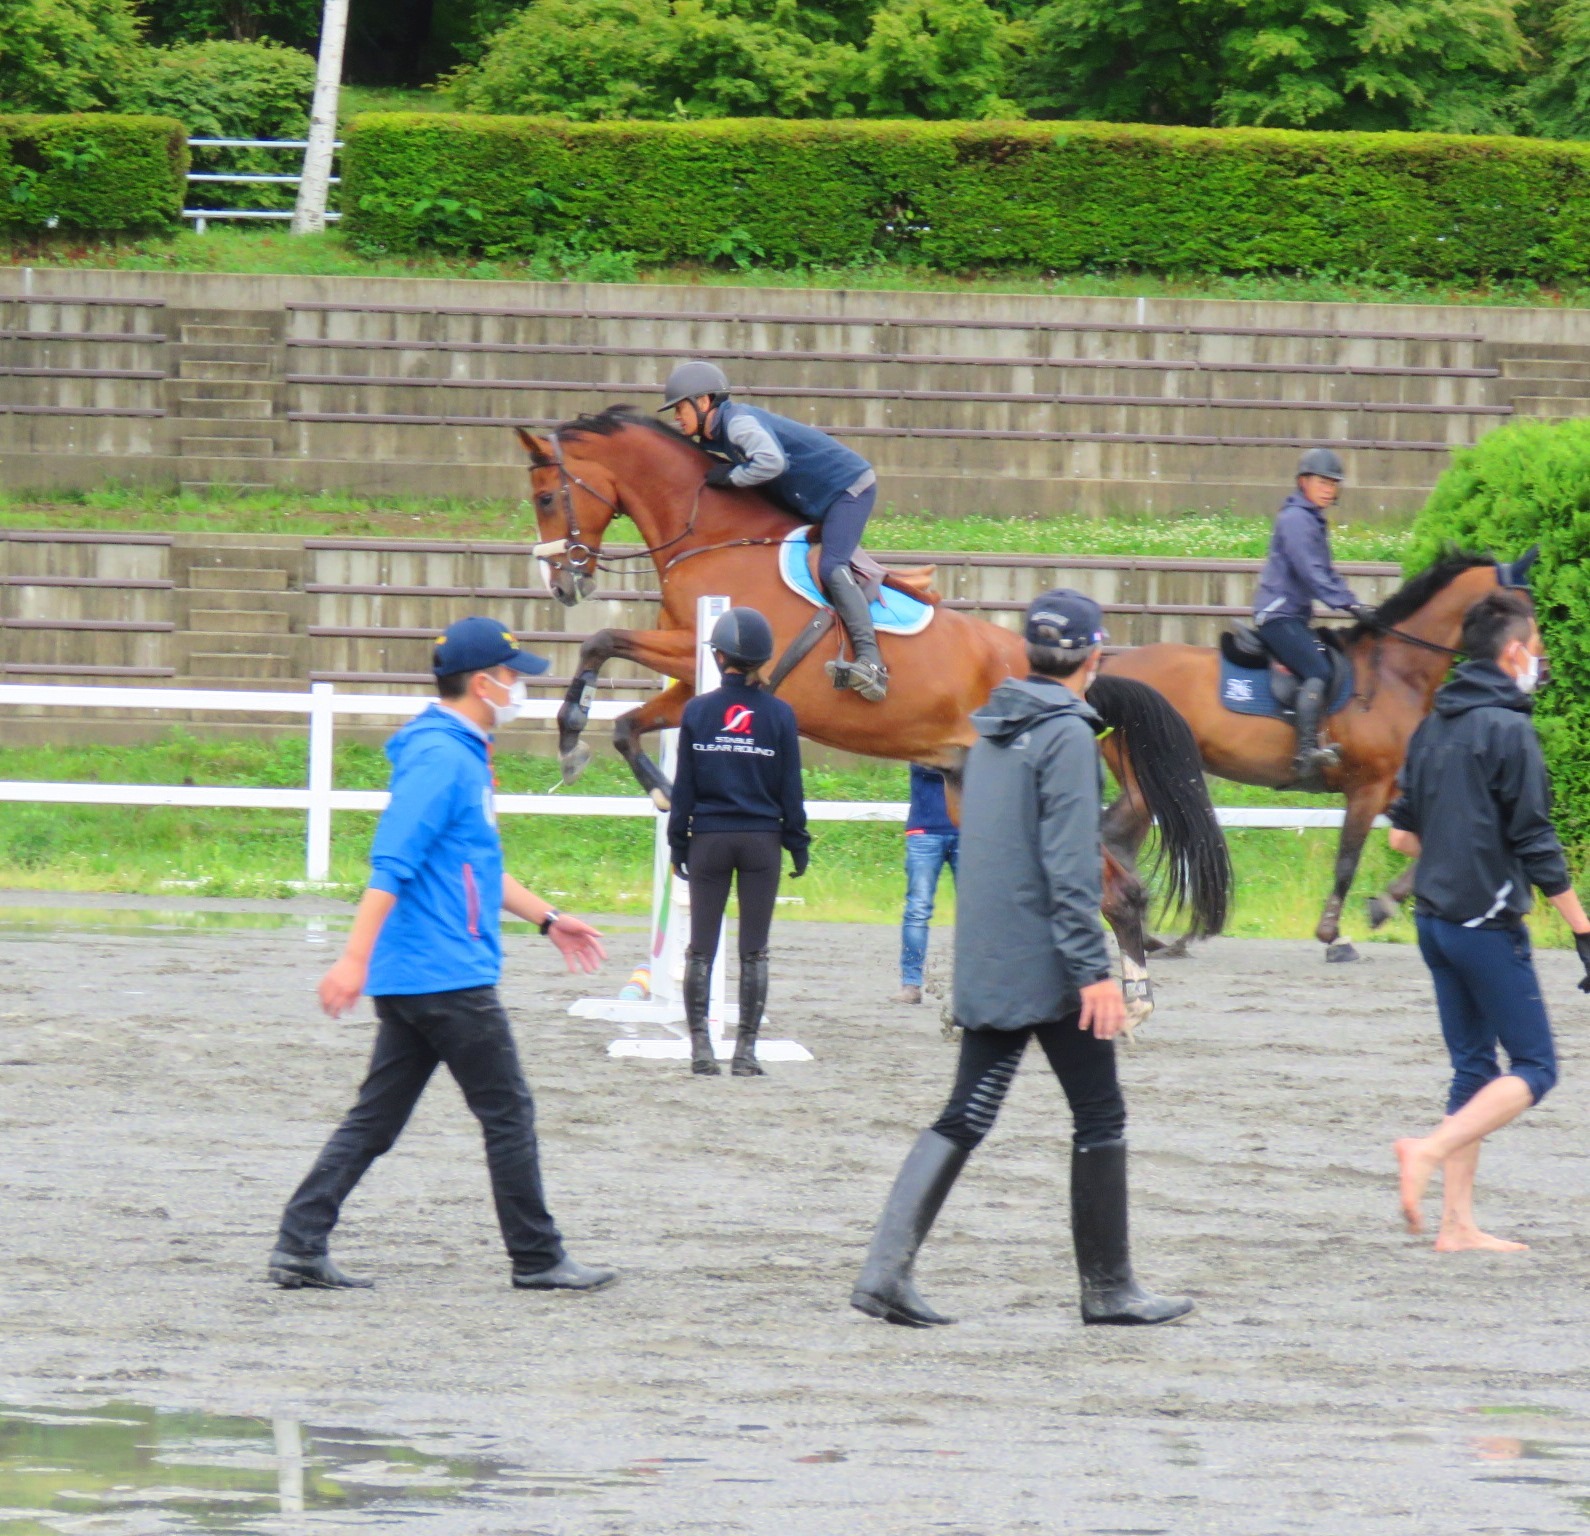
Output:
[1086, 673, 1232, 939]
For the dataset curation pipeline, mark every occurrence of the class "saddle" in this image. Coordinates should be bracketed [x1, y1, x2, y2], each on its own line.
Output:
[1218, 622, 1354, 719]
[802, 525, 940, 607]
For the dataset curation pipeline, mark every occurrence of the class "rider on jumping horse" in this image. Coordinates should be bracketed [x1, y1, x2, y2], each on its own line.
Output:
[1252, 447, 1378, 778]
[660, 359, 889, 703]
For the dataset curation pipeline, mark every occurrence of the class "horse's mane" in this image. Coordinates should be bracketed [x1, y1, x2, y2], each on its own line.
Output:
[557, 404, 696, 449]
[1356, 547, 1496, 634]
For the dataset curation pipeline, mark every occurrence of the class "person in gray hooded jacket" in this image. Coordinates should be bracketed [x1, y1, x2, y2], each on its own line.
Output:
[850, 589, 1193, 1330]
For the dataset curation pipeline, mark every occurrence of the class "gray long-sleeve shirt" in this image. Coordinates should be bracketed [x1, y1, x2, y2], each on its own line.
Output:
[952, 677, 1113, 1030]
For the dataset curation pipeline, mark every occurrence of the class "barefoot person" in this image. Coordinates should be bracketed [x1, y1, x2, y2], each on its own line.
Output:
[1387, 590, 1590, 1250]
[267, 618, 617, 1293]
[850, 590, 1192, 1327]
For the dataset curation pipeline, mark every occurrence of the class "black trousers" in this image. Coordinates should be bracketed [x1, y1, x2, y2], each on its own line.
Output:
[687, 829, 782, 959]
[276, 986, 564, 1271]
[1256, 615, 1331, 684]
[930, 1017, 1126, 1151]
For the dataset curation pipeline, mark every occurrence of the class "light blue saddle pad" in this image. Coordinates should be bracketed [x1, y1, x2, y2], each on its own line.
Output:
[777, 527, 934, 636]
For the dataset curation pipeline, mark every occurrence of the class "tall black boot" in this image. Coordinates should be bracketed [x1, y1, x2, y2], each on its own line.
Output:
[1070, 1139, 1193, 1326]
[683, 948, 719, 1076]
[732, 949, 768, 1077]
[850, 1129, 969, 1327]
[822, 566, 889, 702]
[1291, 676, 1339, 779]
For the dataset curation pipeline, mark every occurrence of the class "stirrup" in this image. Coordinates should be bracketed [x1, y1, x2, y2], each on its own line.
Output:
[825, 657, 889, 702]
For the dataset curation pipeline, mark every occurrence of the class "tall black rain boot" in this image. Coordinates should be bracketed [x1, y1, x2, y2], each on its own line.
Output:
[850, 1129, 969, 1327]
[732, 949, 769, 1077]
[1070, 1139, 1193, 1326]
[822, 566, 889, 702]
[1291, 676, 1339, 780]
[683, 948, 720, 1076]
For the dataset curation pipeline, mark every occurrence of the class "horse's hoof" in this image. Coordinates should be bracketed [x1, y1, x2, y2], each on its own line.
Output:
[1365, 895, 1396, 930]
[1325, 941, 1360, 963]
[560, 743, 592, 784]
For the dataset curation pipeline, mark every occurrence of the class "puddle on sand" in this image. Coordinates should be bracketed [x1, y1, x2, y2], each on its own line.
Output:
[0, 907, 347, 942]
[0, 1400, 651, 1533]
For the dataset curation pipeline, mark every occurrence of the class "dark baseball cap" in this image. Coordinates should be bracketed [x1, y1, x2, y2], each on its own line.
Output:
[1024, 588, 1107, 650]
[432, 616, 550, 677]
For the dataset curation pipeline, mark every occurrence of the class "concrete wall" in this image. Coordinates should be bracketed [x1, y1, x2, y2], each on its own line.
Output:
[6, 267, 1582, 518]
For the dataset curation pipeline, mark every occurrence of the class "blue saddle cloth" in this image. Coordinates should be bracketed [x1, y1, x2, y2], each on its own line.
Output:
[1218, 648, 1355, 720]
[777, 527, 934, 636]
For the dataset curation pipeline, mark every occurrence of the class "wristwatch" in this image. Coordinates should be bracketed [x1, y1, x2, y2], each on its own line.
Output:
[538, 909, 562, 936]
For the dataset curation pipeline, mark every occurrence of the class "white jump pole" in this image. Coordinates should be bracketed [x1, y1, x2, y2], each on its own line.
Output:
[572, 595, 812, 1064]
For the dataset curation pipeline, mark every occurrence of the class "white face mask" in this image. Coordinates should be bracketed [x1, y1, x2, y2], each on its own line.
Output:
[484, 675, 527, 727]
[1516, 651, 1543, 696]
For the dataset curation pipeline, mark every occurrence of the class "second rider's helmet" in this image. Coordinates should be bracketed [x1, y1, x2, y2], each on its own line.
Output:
[661, 360, 732, 410]
[710, 607, 775, 670]
[1296, 446, 1346, 482]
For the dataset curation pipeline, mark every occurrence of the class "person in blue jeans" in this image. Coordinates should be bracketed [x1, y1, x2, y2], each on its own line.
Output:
[1387, 590, 1590, 1251]
[895, 765, 958, 1005]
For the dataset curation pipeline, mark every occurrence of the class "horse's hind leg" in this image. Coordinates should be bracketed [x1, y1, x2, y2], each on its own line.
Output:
[614, 682, 695, 809]
[1102, 848, 1154, 1033]
[1367, 858, 1417, 930]
[557, 626, 693, 783]
[1099, 771, 1177, 957]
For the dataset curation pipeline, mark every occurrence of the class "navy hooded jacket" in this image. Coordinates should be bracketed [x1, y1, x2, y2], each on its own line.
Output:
[1253, 489, 1360, 622]
[700, 402, 873, 523]
[367, 703, 507, 996]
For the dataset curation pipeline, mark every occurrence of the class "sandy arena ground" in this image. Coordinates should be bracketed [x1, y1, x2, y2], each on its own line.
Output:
[2, 890, 1590, 1535]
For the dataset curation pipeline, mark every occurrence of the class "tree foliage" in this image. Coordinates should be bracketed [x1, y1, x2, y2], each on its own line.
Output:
[0, 0, 146, 112]
[119, 38, 314, 138]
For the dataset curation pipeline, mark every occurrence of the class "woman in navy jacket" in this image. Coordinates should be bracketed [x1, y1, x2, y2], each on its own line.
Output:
[669, 607, 809, 1077]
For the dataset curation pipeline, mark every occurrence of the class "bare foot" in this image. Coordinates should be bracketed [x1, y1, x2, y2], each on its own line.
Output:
[1434, 1228, 1529, 1253]
[1393, 1138, 1438, 1234]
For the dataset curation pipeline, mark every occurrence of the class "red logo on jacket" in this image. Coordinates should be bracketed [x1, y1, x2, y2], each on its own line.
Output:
[722, 703, 755, 735]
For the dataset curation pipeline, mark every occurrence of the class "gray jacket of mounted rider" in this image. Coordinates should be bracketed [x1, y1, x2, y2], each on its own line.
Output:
[952, 677, 1113, 1030]
[1252, 489, 1360, 622]
[700, 402, 874, 522]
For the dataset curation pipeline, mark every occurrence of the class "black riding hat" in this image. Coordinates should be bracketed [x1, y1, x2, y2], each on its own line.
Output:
[710, 607, 775, 669]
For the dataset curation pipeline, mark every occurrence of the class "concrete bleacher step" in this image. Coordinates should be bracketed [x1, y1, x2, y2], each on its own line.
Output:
[190, 608, 291, 636]
[180, 324, 273, 346]
[187, 652, 294, 680]
[188, 566, 290, 592]
[183, 630, 293, 657]
[1500, 358, 1590, 380]
[179, 480, 272, 495]
[178, 357, 274, 382]
[1512, 395, 1590, 418]
[178, 433, 274, 458]
[179, 396, 272, 420]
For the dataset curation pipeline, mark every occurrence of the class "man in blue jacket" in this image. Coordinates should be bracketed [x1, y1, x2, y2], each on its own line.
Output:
[1387, 590, 1590, 1249]
[267, 617, 615, 1293]
[661, 359, 888, 703]
[1252, 448, 1378, 778]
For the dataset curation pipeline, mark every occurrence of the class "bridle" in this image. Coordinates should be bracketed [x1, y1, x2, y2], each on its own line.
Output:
[1358, 617, 1465, 659]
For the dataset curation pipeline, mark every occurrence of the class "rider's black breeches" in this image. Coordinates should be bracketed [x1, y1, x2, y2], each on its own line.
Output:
[1256, 616, 1331, 683]
[817, 484, 877, 587]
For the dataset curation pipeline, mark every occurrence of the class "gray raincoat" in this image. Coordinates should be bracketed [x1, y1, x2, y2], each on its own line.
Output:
[951, 677, 1113, 1030]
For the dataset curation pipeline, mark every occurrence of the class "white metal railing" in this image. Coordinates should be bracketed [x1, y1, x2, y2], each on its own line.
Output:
[0, 682, 1371, 885]
[183, 138, 343, 233]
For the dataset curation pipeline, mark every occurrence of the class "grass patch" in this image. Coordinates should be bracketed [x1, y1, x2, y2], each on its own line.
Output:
[0, 731, 1531, 948]
[0, 484, 1415, 563]
[6, 225, 1590, 310]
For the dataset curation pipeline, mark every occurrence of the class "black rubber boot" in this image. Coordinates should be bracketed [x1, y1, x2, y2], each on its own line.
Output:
[683, 948, 720, 1076]
[850, 1129, 969, 1327]
[1070, 1140, 1193, 1326]
[267, 1249, 374, 1290]
[732, 949, 769, 1077]
[822, 566, 889, 702]
[1291, 676, 1340, 779]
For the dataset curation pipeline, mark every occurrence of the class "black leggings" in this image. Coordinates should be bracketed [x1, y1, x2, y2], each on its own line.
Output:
[930, 1018, 1126, 1151]
[1257, 616, 1331, 684]
[687, 829, 782, 960]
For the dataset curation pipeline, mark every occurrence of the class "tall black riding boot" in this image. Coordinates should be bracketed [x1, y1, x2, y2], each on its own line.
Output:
[732, 950, 769, 1077]
[850, 1129, 969, 1327]
[1070, 1139, 1193, 1326]
[1291, 676, 1339, 778]
[822, 566, 889, 702]
[682, 948, 719, 1077]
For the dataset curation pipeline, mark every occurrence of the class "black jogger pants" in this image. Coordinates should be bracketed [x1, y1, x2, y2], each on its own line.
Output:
[686, 828, 783, 961]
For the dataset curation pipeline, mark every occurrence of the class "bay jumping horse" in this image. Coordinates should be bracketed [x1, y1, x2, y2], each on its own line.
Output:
[516, 407, 1232, 1025]
[1102, 549, 1535, 961]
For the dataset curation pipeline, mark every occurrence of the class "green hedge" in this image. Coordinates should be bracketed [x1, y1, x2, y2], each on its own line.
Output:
[342, 114, 1590, 275]
[0, 115, 187, 233]
[1410, 418, 1590, 858]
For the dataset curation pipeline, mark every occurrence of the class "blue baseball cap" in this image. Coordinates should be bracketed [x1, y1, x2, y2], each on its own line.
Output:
[1024, 588, 1107, 650]
[432, 616, 550, 677]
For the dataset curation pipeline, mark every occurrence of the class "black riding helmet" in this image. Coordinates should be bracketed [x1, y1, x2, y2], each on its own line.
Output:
[710, 607, 775, 670]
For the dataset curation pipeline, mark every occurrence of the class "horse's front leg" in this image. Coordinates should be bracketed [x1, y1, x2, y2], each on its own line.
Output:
[557, 626, 692, 783]
[1367, 858, 1418, 931]
[1102, 847, 1154, 1035]
[614, 682, 695, 809]
[1315, 786, 1384, 962]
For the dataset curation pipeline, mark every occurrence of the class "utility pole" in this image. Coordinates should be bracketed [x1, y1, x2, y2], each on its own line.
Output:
[291, 0, 350, 235]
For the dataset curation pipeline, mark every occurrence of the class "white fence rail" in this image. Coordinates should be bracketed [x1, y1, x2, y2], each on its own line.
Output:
[183, 138, 343, 232]
[0, 683, 1367, 885]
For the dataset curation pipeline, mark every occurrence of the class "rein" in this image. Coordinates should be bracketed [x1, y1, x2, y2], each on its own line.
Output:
[1364, 620, 1465, 659]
